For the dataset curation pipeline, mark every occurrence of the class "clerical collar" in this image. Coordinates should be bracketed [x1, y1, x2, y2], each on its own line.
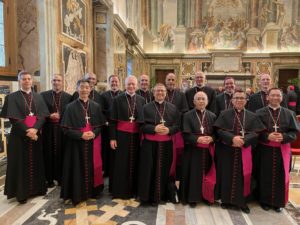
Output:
[224, 91, 233, 96]
[196, 85, 205, 89]
[52, 89, 62, 94]
[79, 98, 89, 103]
[196, 109, 206, 113]
[126, 91, 135, 97]
[234, 108, 244, 113]
[140, 89, 148, 93]
[155, 100, 164, 105]
[20, 88, 31, 94]
[268, 105, 280, 110]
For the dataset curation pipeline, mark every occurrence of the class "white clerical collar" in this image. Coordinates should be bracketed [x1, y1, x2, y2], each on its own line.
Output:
[155, 100, 164, 104]
[196, 85, 205, 89]
[52, 89, 62, 93]
[268, 105, 280, 110]
[126, 91, 135, 97]
[224, 91, 233, 96]
[20, 88, 31, 94]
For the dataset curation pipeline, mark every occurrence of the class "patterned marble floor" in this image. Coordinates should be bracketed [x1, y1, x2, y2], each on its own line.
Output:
[0, 163, 299, 225]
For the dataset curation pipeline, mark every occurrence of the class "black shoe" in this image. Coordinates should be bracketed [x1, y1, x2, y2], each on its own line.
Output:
[221, 203, 229, 209]
[240, 205, 250, 214]
[203, 199, 213, 206]
[18, 199, 27, 204]
[273, 207, 283, 213]
[260, 203, 271, 211]
[47, 181, 55, 188]
[189, 202, 197, 208]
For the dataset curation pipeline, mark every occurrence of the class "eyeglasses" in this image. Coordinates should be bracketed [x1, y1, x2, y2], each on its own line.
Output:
[232, 97, 246, 100]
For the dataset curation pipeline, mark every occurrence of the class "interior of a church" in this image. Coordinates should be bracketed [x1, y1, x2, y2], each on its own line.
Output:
[0, 0, 299, 224]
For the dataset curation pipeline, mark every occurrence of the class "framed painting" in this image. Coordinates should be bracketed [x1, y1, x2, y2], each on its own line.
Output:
[62, 43, 86, 94]
[61, 0, 87, 44]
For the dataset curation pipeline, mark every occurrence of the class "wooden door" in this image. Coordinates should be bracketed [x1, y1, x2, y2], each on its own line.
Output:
[155, 69, 174, 85]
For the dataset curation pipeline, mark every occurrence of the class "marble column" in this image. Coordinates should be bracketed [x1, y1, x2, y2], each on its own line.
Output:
[174, 0, 186, 52]
[194, 0, 202, 29]
[262, 0, 280, 50]
[247, 0, 260, 50]
[150, 0, 157, 35]
[157, 0, 163, 30]
[177, 0, 185, 27]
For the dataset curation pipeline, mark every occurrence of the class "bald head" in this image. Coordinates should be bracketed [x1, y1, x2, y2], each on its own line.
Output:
[139, 74, 150, 91]
[259, 73, 272, 92]
[165, 73, 176, 90]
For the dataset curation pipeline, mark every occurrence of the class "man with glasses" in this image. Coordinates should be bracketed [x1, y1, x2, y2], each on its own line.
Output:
[214, 90, 264, 214]
[185, 71, 216, 113]
[41, 74, 72, 187]
[256, 88, 299, 212]
[138, 83, 180, 205]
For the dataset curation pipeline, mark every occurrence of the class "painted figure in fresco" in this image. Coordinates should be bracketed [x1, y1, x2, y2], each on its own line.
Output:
[159, 24, 175, 50]
[280, 25, 299, 50]
[258, 4, 273, 27]
[188, 30, 204, 51]
[273, 0, 285, 27]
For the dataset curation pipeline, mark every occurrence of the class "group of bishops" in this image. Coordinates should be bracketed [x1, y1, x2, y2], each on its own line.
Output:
[1, 70, 299, 215]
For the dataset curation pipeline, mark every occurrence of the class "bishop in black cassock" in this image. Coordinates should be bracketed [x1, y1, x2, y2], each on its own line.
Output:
[180, 91, 217, 207]
[41, 74, 72, 187]
[256, 88, 300, 212]
[136, 74, 153, 104]
[214, 91, 265, 213]
[215, 77, 235, 116]
[138, 83, 180, 204]
[110, 76, 144, 199]
[0, 72, 49, 204]
[60, 79, 106, 205]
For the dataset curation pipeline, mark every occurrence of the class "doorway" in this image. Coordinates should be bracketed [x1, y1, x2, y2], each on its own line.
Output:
[155, 69, 174, 84]
[278, 69, 299, 92]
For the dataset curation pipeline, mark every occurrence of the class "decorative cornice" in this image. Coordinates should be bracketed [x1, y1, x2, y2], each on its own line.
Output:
[113, 14, 127, 35]
[125, 28, 139, 46]
[93, 0, 113, 9]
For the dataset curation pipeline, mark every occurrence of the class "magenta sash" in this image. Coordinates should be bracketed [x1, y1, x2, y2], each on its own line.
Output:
[24, 116, 37, 127]
[288, 101, 296, 107]
[241, 145, 252, 197]
[174, 132, 184, 166]
[197, 143, 216, 203]
[117, 120, 139, 133]
[81, 123, 103, 187]
[144, 133, 177, 178]
[260, 141, 290, 204]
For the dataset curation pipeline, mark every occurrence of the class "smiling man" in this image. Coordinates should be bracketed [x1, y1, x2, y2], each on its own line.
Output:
[0, 71, 49, 204]
[214, 90, 265, 214]
[138, 83, 180, 205]
[256, 88, 300, 212]
[60, 79, 106, 205]
[109, 75, 145, 199]
[41, 74, 72, 187]
[136, 74, 153, 104]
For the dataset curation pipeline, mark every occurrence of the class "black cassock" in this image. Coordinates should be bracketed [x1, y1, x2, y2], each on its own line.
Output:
[247, 91, 288, 112]
[185, 86, 216, 113]
[166, 89, 189, 114]
[136, 89, 153, 104]
[60, 99, 106, 205]
[100, 90, 123, 182]
[110, 93, 144, 199]
[179, 109, 216, 204]
[138, 101, 180, 203]
[214, 108, 265, 207]
[256, 106, 299, 208]
[0, 91, 49, 202]
[215, 92, 233, 116]
[40, 90, 72, 185]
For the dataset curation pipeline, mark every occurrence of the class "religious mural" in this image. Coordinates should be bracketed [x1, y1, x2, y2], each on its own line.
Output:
[148, 0, 300, 53]
[61, 0, 86, 44]
[62, 44, 86, 94]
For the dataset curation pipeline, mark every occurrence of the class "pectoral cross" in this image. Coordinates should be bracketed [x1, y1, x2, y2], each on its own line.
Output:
[160, 118, 166, 125]
[273, 124, 279, 132]
[200, 126, 204, 134]
[85, 114, 90, 124]
[129, 116, 135, 123]
[29, 112, 34, 116]
[240, 129, 245, 138]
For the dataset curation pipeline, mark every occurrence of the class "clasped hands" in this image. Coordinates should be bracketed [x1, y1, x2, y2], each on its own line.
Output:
[197, 136, 213, 144]
[82, 131, 95, 141]
[232, 136, 245, 148]
[155, 124, 169, 135]
[49, 112, 60, 120]
[26, 128, 38, 141]
[268, 132, 283, 143]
